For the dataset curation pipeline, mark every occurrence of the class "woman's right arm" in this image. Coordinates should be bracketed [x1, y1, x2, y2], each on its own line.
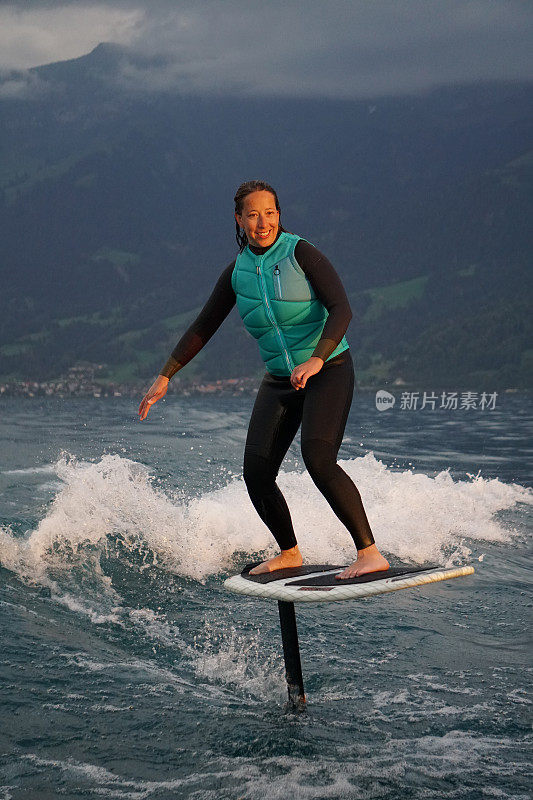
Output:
[138, 262, 236, 420]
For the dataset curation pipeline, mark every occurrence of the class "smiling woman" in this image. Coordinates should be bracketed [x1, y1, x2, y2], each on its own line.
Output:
[234, 185, 281, 249]
[138, 179, 389, 580]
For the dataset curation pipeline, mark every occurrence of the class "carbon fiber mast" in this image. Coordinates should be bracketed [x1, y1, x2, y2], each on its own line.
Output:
[278, 601, 305, 709]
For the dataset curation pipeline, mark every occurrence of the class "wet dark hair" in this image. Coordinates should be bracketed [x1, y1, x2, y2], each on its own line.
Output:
[234, 180, 287, 252]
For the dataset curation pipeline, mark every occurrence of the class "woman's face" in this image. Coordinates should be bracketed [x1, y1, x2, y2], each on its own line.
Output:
[235, 190, 280, 248]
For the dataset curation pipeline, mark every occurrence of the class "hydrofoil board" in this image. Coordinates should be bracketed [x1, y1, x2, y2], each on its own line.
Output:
[224, 563, 474, 603]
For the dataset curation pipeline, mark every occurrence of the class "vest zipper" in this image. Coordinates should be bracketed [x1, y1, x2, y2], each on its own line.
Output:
[273, 266, 282, 299]
[256, 257, 295, 373]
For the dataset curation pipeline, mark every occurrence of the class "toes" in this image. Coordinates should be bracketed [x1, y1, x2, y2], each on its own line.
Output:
[336, 570, 356, 580]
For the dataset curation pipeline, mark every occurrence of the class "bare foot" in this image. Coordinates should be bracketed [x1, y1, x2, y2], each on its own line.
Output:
[249, 546, 303, 575]
[335, 544, 389, 580]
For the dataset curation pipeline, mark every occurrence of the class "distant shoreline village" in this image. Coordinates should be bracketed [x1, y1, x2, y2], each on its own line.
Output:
[0, 363, 522, 399]
[0, 378, 258, 398]
[0, 367, 259, 398]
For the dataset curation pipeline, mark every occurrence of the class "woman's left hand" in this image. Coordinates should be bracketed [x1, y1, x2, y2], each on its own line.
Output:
[290, 357, 324, 390]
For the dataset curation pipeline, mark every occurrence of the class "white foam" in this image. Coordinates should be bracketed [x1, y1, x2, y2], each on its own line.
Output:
[190, 617, 285, 702]
[114, 606, 285, 702]
[53, 593, 123, 625]
[58, 651, 195, 696]
[2, 465, 55, 476]
[272, 453, 530, 568]
[0, 452, 530, 598]
[20, 727, 529, 799]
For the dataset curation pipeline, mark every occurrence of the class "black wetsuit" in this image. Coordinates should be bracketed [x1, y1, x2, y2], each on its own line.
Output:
[161, 232, 375, 552]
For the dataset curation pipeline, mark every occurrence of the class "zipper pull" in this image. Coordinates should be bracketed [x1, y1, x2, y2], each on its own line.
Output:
[274, 266, 280, 275]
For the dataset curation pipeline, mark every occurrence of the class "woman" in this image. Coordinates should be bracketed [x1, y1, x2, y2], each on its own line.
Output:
[138, 180, 389, 579]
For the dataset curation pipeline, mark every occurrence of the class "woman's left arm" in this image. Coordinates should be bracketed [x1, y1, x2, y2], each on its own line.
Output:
[289, 240, 353, 389]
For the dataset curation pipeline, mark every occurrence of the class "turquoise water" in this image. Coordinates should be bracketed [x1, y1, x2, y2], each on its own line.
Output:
[1, 393, 531, 799]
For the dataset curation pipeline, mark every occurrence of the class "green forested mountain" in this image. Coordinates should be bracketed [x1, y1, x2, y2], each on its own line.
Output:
[1, 44, 531, 389]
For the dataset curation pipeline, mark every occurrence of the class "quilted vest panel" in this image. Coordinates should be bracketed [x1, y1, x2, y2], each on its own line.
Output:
[231, 231, 349, 376]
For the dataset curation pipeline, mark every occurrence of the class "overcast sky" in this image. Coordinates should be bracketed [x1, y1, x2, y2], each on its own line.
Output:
[1, 0, 532, 98]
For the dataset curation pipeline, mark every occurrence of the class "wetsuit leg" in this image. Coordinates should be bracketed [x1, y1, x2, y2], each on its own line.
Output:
[243, 373, 304, 550]
[300, 350, 375, 550]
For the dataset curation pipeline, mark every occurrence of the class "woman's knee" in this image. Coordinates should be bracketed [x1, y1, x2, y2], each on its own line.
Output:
[301, 438, 338, 484]
[243, 451, 277, 494]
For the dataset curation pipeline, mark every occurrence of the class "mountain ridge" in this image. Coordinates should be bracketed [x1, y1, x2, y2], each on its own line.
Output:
[1, 44, 531, 388]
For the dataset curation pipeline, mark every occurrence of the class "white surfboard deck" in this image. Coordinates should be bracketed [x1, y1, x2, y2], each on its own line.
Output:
[224, 563, 475, 603]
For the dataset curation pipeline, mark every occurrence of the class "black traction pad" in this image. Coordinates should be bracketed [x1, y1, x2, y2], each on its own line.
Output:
[289, 565, 439, 587]
[241, 563, 344, 584]
[242, 562, 439, 586]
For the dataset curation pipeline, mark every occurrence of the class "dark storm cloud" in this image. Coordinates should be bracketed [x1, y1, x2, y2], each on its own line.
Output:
[1, 0, 532, 97]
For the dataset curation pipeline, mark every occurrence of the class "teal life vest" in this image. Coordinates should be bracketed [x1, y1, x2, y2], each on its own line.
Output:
[231, 231, 349, 376]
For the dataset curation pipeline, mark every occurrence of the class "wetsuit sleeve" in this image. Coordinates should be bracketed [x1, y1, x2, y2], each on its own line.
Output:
[159, 261, 236, 379]
[294, 240, 353, 362]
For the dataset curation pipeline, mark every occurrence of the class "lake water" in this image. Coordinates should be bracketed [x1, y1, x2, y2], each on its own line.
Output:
[1, 391, 531, 799]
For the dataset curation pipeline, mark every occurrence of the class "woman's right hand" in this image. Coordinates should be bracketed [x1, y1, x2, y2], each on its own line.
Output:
[138, 375, 169, 420]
